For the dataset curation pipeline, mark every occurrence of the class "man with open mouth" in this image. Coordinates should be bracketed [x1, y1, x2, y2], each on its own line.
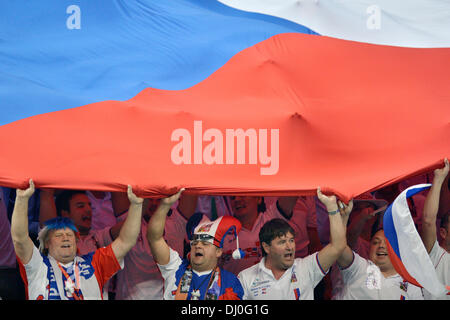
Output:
[10, 179, 144, 300]
[147, 189, 244, 300]
[219, 195, 299, 276]
[329, 192, 388, 299]
[39, 188, 129, 299]
[335, 203, 425, 299]
[237, 187, 350, 300]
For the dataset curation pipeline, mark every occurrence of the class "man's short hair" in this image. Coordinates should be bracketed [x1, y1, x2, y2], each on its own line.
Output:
[55, 190, 87, 216]
[259, 218, 295, 257]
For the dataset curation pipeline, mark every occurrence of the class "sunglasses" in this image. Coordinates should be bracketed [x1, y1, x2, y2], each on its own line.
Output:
[190, 234, 217, 246]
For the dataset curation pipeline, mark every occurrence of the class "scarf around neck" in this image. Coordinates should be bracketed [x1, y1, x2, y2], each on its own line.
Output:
[174, 264, 221, 300]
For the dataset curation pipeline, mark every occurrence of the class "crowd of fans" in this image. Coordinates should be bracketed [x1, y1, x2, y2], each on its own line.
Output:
[0, 159, 448, 300]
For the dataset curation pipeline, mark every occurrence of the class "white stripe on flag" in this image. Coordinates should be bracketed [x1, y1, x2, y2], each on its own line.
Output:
[392, 184, 447, 297]
[218, 0, 450, 47]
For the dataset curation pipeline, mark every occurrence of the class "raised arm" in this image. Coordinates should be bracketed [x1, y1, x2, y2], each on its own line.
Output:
[422, 158, 449, 253]
[110, 185, 144, 262]
[316, 187, 352, 272]
[146, 189, 184, 265]
[11, 179, 36, 264]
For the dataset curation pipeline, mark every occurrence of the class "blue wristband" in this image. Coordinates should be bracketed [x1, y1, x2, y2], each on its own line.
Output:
[328, 209, 339, 215]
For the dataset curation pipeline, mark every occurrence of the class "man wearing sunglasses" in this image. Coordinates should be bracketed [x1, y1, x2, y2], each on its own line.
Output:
[147, 189, 244, 300]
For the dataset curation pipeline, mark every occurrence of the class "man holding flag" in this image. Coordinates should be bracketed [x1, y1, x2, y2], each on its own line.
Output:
[11, 180, 144, 300]
[421, 158, 449, 299]
[335, 227, 424, 299]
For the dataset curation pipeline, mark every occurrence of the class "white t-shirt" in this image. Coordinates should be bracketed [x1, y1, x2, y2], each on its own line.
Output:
[423, 241, 449, 300]
[115, 208, 187, 300]
[238, 253, 327, 300]
[75, 227, 115, 299]
[331, 237, 370, 299]
[337, 252, 424, 300]
[157, 247, 187, 300]
[21, 245, 122, 300]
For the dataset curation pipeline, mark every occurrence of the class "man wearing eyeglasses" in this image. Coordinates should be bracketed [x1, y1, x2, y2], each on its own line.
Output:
[147, 189, 244, 300]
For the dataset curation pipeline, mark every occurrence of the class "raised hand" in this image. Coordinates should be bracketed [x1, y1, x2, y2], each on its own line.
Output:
[16, 179, 35, 199]
[317, 187, 338, 212]
[338, 199, 353, 224]
[161, 188, 185, 206]
[127, 185, 144, 204]
[433, 158, 449, 184]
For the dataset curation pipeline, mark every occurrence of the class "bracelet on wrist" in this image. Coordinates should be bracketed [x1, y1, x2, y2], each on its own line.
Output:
[328, 209, 339, 215]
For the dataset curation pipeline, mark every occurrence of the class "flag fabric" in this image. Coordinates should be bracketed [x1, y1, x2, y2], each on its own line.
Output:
[383, 184, 447, 298]
[218, 0, 450, 48]
[0, 1, 449, 200]
[0, 0, 317, 127]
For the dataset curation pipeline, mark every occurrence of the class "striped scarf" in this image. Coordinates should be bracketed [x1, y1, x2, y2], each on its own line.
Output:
[174, 265, 221, 300]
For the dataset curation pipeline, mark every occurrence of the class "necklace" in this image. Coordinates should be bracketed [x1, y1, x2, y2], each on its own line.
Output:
[191, 270, 215, 300]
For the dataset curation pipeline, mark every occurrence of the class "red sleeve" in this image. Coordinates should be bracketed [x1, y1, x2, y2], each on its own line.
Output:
[91, 244, 121, 293]
[16, 254, 29, 300]
[219, 287, 241, 300]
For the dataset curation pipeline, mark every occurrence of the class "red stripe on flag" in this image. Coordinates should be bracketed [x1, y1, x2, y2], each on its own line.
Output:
[385, 237, 422, 288]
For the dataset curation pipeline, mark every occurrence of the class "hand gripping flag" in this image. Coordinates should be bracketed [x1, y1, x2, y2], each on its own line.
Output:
[383, 184, 448, 297]
[0, 1, 449, 200]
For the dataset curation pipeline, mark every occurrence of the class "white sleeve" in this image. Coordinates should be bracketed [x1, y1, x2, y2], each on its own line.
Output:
[339, 251, 365, 284]
[23, 246, 48, 300]
[157, 247, 183, 300]
[237, 271, 249, 300]
[429, 240, 444, 265]
[303, 252, 328, 287]
[428, 240, 449, 291]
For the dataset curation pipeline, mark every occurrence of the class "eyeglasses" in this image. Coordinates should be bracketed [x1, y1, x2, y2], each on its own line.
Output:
[190, 234, 215, 246]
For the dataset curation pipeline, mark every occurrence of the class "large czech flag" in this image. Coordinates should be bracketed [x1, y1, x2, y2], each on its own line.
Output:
[0, 1, 449, 199]
[383, 184, 448, 297]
